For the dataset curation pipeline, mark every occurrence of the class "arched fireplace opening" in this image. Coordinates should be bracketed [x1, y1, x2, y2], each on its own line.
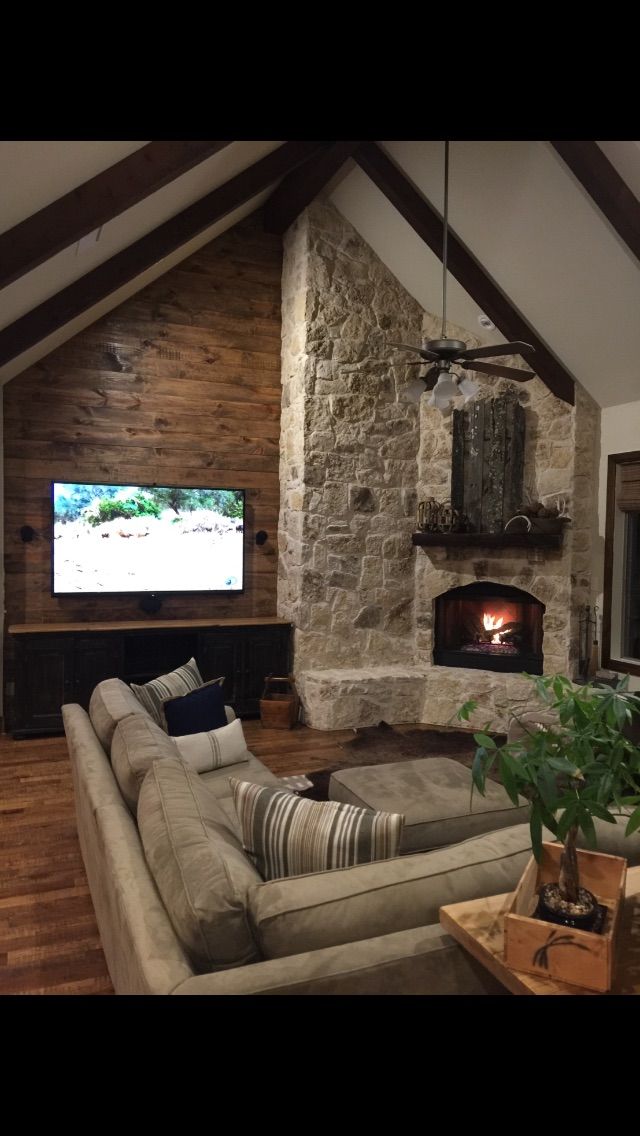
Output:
[434, 582, 545, 674]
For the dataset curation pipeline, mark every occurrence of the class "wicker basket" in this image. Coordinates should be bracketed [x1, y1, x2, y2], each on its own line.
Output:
[259, 675, 299, 729]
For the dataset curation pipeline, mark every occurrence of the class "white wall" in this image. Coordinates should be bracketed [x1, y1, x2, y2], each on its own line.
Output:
[598, 399, 640, 690]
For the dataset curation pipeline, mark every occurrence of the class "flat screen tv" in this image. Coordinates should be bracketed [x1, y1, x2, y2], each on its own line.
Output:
[52, 482, 245, 595]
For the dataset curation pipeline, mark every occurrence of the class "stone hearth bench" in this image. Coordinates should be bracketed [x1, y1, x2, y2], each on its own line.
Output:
[296, 666, 428, 730]
[296, 666, 542, 733]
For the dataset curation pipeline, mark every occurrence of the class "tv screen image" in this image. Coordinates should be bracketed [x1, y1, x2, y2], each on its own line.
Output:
[52, 482, 244, 595]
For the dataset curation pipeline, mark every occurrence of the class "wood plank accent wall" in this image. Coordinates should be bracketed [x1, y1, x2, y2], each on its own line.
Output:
[3, 215, 283, 648]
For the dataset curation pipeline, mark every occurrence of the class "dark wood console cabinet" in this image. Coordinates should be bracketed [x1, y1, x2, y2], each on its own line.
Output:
[8, 618, 292, 738]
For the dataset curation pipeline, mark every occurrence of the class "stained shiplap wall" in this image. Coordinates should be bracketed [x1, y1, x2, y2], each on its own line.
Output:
[3, 215, 282, 643]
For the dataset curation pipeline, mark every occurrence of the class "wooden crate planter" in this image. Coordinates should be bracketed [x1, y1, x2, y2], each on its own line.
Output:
[259, 675, 299, 729]
[505, 842, 627, 992]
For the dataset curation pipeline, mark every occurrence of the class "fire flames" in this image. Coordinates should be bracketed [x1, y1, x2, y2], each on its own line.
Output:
[483, 612, 504, 644]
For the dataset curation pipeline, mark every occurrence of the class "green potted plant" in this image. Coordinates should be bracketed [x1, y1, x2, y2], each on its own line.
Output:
[457, 673, 640, 930]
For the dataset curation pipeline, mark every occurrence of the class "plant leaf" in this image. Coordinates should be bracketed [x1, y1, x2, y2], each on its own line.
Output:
[456, 699, 478, 723]
[625, 805, 640, 837]
[471, 748, 487, 795]
[578, 808, 597, 849]
[473, 732, 496, 750]
[585, 801, 617, 823]
[498, 753, 521, 806]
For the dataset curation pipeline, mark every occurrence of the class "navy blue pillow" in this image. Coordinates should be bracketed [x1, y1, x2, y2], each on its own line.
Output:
[163, 680, 228, 736]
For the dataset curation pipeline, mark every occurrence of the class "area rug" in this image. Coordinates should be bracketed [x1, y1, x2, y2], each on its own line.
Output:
[295, 721, 505, 801]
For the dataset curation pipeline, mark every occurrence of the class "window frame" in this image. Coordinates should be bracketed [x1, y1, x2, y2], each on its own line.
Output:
[602, 449, 640, 676]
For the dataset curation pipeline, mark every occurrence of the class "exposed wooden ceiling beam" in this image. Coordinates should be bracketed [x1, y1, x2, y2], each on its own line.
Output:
[354, 141, 576, 406]
[0, 141, 233, 290]
[263, 141, 360, 234]
[550, 140, 640, 265]
[0, 140, 325, 370]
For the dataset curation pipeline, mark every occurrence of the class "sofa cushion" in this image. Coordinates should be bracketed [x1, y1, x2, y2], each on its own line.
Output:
[111, 714, 179, 813]
[173, 717, 250, 774]
[249, 822, 535, 959]
[231, 779, 403, 882]
[130, 657, 204, 728]
[137, 757, 262, 972]
[89, 677, 152, 753]
[200, 756, 282, 802]
[163, 678, 227, 736]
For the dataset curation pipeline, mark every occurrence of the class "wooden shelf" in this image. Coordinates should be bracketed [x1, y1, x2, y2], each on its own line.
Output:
[412, 531, 564, 550]
[8, 616, 289, 635]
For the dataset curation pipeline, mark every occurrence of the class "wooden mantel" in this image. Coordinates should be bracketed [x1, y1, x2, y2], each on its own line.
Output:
[412, 532, 564, 550]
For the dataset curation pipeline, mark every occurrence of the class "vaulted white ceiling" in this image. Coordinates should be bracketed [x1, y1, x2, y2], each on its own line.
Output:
[331, 141, 640, 408]
[1, 139, 639, 408]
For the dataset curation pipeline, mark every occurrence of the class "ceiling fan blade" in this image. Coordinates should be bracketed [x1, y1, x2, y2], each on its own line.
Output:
[423, 366, 440, 391]
[464, 359, 535, 381]
[459, 341, 535, 362]
[387, 341, 439, 362]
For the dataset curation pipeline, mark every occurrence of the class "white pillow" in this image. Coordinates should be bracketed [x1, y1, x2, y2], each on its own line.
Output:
[173, 717, 250, 773]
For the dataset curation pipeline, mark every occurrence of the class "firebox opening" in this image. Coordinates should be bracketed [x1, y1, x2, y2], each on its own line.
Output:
[434, 582, 545, 674]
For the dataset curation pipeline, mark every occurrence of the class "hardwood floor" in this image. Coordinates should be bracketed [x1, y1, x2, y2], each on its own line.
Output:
[0, 719, 357, 995]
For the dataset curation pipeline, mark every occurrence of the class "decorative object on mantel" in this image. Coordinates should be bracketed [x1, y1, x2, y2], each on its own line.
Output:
[457, 673, 640, 991]
[417, 497, 466, 534]
[504, 500, 571, 536]
[451, 389, 525, 534]
[386, 141, 536, 411]
[508, 497, 573, 534]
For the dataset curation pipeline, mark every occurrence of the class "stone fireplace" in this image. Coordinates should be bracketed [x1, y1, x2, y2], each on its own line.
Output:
[433, 582, 544, 674]
[278, 200, 600, 733]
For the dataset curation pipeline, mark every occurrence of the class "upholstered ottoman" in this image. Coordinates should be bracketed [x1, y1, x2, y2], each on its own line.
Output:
[329, 757, 529, 854]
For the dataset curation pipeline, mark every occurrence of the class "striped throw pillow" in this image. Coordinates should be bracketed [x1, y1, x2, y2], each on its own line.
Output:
[130, 658, 204, 728]
[230, 779, 403, 881]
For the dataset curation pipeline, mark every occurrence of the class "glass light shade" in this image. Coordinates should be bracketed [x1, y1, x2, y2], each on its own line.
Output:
[427, 387, 452, 410]
[457, 372, 479, 402]
[402, 377, 428, 404]
[432, 370, 458, 400]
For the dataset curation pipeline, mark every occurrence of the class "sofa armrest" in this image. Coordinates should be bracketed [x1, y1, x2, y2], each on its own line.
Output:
[224, 705, 236, 723]
[170, 924, 507, 995]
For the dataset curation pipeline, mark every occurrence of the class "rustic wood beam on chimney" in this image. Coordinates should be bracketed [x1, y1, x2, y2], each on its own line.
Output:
[0, 141, 233, 290]
[354, 141, 576, 406]
[0, 140, 326, 369]
[550, 140, 640, 265]
[263, 141, 361, 234]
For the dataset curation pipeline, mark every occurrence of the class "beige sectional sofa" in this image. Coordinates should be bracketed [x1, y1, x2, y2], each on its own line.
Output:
[63, 679, 639, 995]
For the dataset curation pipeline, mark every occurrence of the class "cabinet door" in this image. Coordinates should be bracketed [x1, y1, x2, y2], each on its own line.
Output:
[73, 635, 123, 710]
[13, 637, 75, 736]
[197, 631, 239, 708]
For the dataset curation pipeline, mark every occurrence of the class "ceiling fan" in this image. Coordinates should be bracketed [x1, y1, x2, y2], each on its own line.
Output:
[388, 141, 536, 408]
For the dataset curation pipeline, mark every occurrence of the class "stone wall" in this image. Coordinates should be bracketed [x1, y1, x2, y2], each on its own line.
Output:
[279, 200, 601, 731]
[278, 201, 423, 675]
